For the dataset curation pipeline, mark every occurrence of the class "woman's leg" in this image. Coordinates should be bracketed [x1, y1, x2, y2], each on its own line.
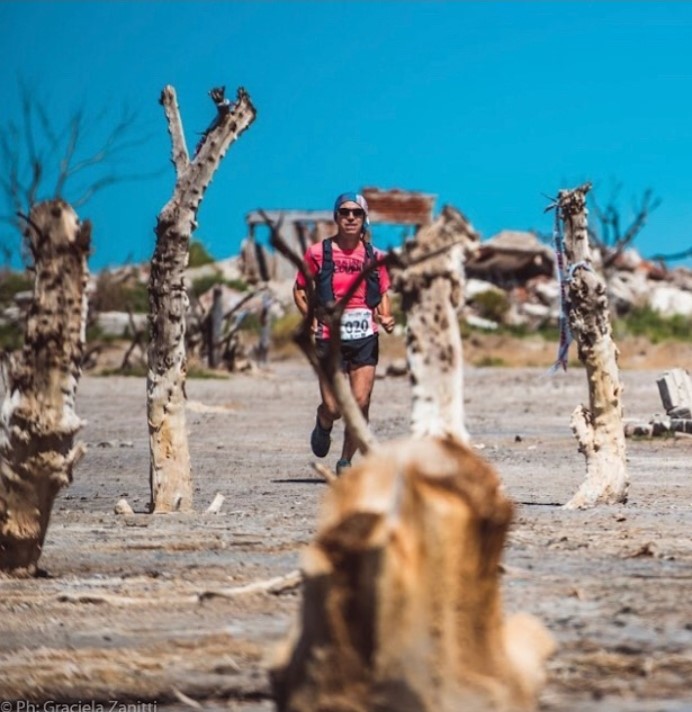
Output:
[340, 363, 376, 463]
[316, 373, 340, 430]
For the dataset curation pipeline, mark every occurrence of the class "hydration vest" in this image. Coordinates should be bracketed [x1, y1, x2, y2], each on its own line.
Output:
[315, 238, 382, 308]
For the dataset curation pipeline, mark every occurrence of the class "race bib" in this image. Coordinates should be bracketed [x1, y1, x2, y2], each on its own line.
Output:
[340, 308, 374, 340]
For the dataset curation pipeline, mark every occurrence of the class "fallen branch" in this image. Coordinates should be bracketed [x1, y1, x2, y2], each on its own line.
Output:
[198, 570, 302, 601]
[56, 592, 194, 606]
[172, 687, 203, 710]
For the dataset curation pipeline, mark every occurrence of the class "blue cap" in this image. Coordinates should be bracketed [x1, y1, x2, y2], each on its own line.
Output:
[333, 192, 369, 228]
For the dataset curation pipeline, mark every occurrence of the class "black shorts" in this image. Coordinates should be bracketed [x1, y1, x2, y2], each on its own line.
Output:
[316, 334, 379, 370]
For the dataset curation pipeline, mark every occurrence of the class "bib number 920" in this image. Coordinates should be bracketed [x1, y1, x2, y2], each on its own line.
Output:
[340, 309, 374, 340]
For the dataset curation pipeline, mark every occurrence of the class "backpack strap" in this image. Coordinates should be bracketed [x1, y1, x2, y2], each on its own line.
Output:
[314, 237, 382, 308]
[364, 241, 382, 308]
[315, 238, 335, 306]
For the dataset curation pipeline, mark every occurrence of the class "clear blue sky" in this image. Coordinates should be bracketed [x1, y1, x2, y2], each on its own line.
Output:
[2, 1, 692, 270]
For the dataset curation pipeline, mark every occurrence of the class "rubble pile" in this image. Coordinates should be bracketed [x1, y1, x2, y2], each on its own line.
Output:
[462, 230, 692, 330]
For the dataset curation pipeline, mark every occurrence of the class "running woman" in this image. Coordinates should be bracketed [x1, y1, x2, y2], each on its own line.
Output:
[293, 192, 395, 475]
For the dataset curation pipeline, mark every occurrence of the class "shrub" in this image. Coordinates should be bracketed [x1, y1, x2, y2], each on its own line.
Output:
[91, 273, 149, 313]
[472, 290, 510, 323]
[189, 275, 249, 298]
[272, 312, 303, 349]
[0, 322, 23, 350]
[188, 240, 215, 267]
[0, 272, 33, 305]
[239, 312, 261, 333]
[474, 355, 507, 367]
[190, 274, 222, 298]
[614, 306, 692, 343]
[504, 322, 559, 341]
[226, 278, 250, 292]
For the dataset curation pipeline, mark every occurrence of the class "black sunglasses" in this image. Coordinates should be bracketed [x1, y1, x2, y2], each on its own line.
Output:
[337, 207, 365, 218]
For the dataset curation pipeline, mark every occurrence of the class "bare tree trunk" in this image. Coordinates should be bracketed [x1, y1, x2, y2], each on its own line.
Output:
[392, 205, 476, 442]
[0, 199, 90, 575]
[148, 86, 256, 513]
[272, 206, 553, 710]
[558, 183, 628, 509]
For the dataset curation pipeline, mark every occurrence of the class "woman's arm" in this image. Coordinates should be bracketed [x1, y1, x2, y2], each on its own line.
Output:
[293, 283, 320, 335]
[293, 283, 310, 318]
[376, 292, 396, 334]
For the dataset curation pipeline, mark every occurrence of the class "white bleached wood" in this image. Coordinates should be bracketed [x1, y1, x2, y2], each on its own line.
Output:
[557, 184, 628, 509]
[147, 86, 256, 513]
[392, 205, 476, 442]
[0, 200, 90, 574]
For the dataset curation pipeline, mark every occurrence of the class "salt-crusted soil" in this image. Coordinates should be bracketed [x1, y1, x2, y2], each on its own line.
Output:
[1, 344, 691, 711]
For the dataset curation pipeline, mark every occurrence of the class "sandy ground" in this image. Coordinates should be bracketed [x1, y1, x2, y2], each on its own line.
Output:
[1, 340, 691, 711]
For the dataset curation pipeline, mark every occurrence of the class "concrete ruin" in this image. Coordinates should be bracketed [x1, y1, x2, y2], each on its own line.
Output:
[241, 187, 437, 281]
[625, 368, 692, 438]
[465, 230, 555, 286]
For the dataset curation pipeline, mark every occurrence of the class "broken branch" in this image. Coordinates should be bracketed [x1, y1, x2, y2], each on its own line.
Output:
[160, 86, 190, 174]
[199, 570, 302, 600]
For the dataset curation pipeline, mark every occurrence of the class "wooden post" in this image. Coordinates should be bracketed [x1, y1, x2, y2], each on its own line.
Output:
[207, 285, 223, 368]
[557, 183, 628, 509]
[0, 200, 90, 575]
[256, 292, 272, 366]
[147, 86, 256, 513]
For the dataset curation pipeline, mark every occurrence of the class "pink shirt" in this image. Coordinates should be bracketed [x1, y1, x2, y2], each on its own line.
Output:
[295, 239, 391, 339]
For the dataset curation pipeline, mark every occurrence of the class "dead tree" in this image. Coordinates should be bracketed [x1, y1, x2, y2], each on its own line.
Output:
[147, 85, 255, 513]
[0, 81, 151, 267]
[589, 182, 661, 271]
[0, 200, 90, 575]
[270, 216, 554, 711]
[392, 205, 477, 442]
[556, 183, 628, 509]
[118, 309, 148, 372]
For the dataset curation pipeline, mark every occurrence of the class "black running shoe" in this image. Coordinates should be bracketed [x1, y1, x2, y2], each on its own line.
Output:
[310, 416, 332, 458]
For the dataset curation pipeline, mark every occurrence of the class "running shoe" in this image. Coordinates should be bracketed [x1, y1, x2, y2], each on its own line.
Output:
[310, 416, 332, 458]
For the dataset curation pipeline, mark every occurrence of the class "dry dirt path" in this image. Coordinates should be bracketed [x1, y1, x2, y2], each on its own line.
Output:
[1, 359, 691, 711]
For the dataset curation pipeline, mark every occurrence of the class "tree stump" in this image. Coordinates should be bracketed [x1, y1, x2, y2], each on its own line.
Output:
[0, 200, 90, 575]
[558, 183, 628, 509]
[391, 205, 477, 442]
[271, 437, 554, 712]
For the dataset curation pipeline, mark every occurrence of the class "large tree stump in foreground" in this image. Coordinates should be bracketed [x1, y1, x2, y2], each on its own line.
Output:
[271, 437, 554, 711]
[558, 184, 628, 509]
[147, 86, 256, 513]
[0, 200, 90, 575]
